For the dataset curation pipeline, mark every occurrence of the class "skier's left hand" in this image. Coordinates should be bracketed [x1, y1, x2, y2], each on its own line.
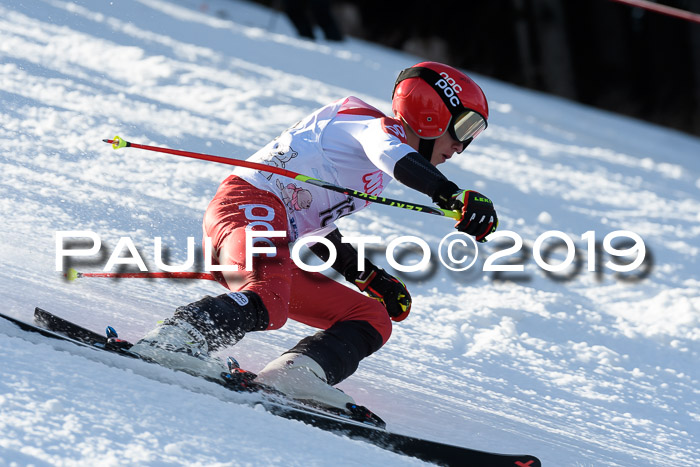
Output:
[353, 266, 412, 322]
[451, 189, 498, 242]
[432, 181, 498, 243]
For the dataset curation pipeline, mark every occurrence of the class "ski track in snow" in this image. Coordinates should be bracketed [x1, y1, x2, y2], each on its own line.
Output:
[1, 0, 699, 465]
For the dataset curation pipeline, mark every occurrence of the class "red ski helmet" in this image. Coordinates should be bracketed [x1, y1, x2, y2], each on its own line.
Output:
[392, 62, 488, 146]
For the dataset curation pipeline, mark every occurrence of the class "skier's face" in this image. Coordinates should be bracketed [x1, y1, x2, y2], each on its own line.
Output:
[430, 131, 465, 166]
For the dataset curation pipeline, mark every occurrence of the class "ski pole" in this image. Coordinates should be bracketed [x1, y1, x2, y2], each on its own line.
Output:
[103, 136, 461, 220]
[65, 268, 216, 281]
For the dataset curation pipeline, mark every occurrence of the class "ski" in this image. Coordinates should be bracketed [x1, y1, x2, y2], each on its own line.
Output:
[0, 309, 541, 467]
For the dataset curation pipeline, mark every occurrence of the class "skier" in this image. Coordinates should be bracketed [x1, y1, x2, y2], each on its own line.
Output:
[130, 61, 498, 410]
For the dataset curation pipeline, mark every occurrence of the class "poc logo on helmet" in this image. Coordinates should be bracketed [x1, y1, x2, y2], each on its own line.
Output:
[439, 72, 462, 93]
[435, 73, 461, 108]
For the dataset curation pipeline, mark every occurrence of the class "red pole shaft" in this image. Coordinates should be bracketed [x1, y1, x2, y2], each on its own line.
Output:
[106, 139, 304, 180]
[609, 0, 700, 25]
[72, 272, 216, 280]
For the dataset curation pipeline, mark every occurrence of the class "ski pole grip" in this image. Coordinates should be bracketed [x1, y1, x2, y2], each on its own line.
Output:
[444, 209, 462, 220]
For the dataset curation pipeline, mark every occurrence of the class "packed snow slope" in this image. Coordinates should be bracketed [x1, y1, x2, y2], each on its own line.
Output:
[1, 0, 699, 465]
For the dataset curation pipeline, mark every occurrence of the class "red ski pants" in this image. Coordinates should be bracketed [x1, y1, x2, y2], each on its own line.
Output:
[203, 176, 392, 344]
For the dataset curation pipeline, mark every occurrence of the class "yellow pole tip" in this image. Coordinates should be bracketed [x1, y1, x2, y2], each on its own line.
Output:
[111, 135, 127, 150]
[66, 268, 79, 281]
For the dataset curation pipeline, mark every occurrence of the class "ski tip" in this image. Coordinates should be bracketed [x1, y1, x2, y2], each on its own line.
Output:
[65, 268, 79, 281]
[227, 356, 241, 370]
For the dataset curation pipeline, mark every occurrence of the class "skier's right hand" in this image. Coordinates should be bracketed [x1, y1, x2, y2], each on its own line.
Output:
[353, 265, 412, 322]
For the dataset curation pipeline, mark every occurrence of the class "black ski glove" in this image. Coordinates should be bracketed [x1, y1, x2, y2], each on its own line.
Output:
[433, 181, 498, 242]
[353, 265, 412, 322]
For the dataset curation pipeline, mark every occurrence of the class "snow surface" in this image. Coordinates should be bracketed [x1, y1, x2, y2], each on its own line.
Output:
[1, 0, 699, 465]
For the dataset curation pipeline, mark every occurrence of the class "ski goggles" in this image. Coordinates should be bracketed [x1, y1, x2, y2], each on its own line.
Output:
[448, 109, 487, 145]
